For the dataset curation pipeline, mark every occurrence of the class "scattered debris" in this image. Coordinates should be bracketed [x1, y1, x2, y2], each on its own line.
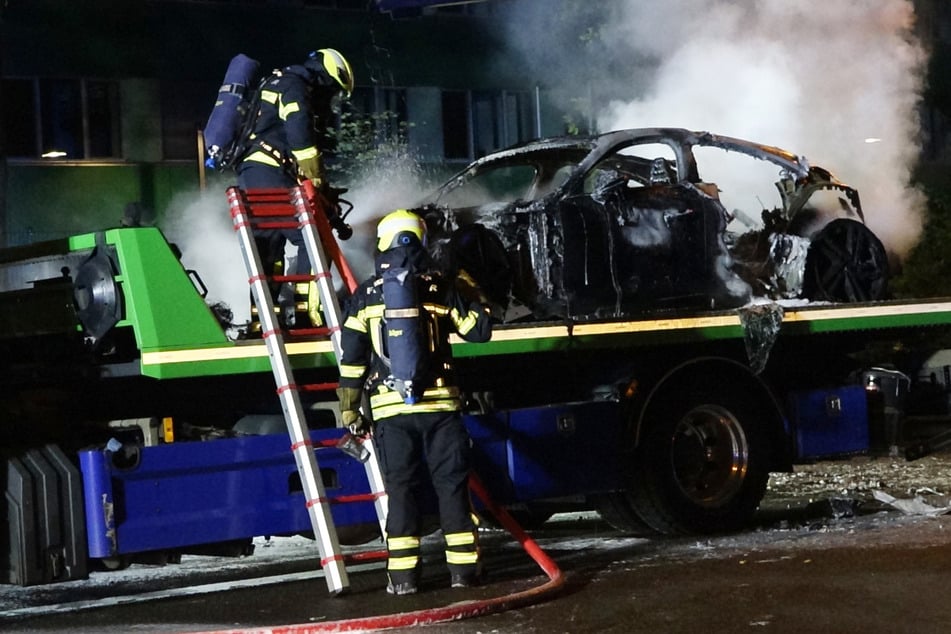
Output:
[872, 490, 951, 516]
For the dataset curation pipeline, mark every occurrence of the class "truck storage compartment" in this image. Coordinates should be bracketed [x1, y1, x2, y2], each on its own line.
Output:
[787, 385, 869, 460]
[466, 400, 621, 504]
[78, 429, 377, 559]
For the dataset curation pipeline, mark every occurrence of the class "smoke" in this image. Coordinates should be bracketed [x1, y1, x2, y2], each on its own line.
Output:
[333, 152, 438, 282]
[160, 159, 434, 328]
[162, 188, 250, 326]
[500, 0, 927, 259]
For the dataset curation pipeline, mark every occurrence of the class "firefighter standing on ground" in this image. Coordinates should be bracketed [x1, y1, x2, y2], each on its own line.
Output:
[337, 210, 492, 595]
[237, 48, 354, 328]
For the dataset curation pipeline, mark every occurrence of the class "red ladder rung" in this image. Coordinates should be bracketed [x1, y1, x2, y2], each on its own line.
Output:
[242, 188, 299, 202]
[331, 492, 380, 504]
[286, 327, 334, 338]
[271, 274, 314, 284]
[254, 220, 301, 230]
[344, 550, 388, 564]
[246, 204, 299, 217]
[298, 381, 339, 392]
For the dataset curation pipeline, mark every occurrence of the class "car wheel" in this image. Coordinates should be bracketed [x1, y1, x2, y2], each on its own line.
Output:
[802, 218, 888, 302]
[626, 384, 772, 534]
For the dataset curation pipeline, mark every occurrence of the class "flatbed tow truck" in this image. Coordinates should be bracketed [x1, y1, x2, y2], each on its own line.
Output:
[2, 224, 949, 586]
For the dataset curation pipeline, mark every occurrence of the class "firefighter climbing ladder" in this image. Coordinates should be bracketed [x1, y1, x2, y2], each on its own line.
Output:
[227, 182, 388, 595]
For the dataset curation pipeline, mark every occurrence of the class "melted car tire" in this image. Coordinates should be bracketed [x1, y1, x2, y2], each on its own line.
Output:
[626, 384, 772, 535]
[802, 218, 888, 302]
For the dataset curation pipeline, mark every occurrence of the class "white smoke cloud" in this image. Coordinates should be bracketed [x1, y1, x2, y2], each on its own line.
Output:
[160, 160, 433, 328]
[161, 188, 251, 326]
[502, 0, 927, 259]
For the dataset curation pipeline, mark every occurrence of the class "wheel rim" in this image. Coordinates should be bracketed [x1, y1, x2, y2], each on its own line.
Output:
[669, 404, 749, 507]
[806, 219, 886, 302]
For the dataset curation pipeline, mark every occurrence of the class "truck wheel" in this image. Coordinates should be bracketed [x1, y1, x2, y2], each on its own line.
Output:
[802, 218, 888, 302]
[477, 505, 554, 530]
[593, 491, 657, 536]
[629, 384, 772, 534]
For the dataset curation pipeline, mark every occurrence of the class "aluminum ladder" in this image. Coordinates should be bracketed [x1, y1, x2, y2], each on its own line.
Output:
[226, 182, 388, 595]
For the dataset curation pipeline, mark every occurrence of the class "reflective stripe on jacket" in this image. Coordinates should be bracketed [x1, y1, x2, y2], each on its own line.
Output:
[338, 269, 491, 421]
[241, 66, 321, 178]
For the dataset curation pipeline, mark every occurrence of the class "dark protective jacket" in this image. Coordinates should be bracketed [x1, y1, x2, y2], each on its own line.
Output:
[338, 249, 492, 421]
[240, 64, 332, 183]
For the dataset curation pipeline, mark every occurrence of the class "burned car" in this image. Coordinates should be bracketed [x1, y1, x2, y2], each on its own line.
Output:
[414, 128, 888, 322]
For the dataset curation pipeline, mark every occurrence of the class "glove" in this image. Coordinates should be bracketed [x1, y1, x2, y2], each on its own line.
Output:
[337, 386, 368, 434]
[296, 154, 323, 186]
[455, 269, 490, 306]
[337, 386, 362, 411]
[341, 409, 370, 435]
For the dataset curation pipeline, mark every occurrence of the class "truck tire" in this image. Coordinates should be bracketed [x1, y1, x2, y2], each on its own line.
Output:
[593, 491, 657, 536]
[477, 505, 554, 530]
[628, 380, 773, 534]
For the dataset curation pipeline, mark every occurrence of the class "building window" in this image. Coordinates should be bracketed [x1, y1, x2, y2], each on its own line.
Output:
[1, 77, 120, 160]
[164, 79, 214, 161]
[442, 90, 470, 160]
[343, 85, 409, 146]
[443, 89, 536, 161]
[1, 79, 36, 157]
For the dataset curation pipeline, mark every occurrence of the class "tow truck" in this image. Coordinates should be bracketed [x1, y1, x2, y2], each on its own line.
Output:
[2, 219, 950, 586]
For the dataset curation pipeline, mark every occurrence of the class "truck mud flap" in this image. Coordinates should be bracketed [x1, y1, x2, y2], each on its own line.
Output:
[1, 445, 89, 586]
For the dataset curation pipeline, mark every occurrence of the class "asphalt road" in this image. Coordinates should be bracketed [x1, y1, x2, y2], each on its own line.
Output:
[7, 453, 951, 633]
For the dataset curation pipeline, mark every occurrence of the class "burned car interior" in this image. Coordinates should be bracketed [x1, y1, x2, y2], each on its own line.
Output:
[416, 128, 888, 323]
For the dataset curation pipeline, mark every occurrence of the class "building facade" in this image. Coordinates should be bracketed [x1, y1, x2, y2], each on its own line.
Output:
[0, 0, 561, 246]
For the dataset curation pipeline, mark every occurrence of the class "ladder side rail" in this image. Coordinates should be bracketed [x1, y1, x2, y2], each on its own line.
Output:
[291, 185, 347, 363]
[291, 183, 390, 540]
[227, 186, 350, 595]
[301, 180, 359, 293]
[360, 438, 389, 538]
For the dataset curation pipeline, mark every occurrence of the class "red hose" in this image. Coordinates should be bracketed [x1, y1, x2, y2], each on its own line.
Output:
[194, 472, 565, 633]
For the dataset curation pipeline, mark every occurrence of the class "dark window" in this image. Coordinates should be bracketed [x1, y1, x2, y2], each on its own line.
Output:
[472, 91, 499, 158]
[378, 87, 408, 139]
[164, 79, 214, 160]
[443, 89, 536, 161]
[1, 79, 37, 157]
[337, 85, 408, 150]
[87, 81, 120, 158]
[1, 77, 120, 159]
[502, 91, 535, 147]
[40, 79, 82, 158]
[442, 90, 469, 160]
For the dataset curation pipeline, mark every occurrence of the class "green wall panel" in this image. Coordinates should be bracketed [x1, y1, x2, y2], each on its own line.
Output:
[5, 163, 201, 247]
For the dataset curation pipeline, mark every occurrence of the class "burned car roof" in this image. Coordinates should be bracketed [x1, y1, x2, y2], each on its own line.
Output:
[414, 128, 886, 323]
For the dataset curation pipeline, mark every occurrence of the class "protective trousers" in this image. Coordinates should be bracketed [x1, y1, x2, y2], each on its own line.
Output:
[238, 163, 317, 328]
[376, 410, 479, 586]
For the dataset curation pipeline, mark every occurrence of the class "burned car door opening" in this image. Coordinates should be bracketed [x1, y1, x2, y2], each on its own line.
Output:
[416, 128, 889, 323]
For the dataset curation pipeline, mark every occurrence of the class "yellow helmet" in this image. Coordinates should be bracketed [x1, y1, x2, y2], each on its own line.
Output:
[376, 210, 427, 252]
[309, 48, 354, 97]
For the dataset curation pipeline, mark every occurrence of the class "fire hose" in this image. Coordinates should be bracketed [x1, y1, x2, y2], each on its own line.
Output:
[193, 472, 566, 634]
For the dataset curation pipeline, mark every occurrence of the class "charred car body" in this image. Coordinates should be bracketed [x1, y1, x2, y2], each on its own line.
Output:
[415, 128, 888, 322]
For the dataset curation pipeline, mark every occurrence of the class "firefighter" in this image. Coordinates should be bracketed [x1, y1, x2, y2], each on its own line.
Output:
[337, 210, 492, 595]
[237, 48, 354, 329]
